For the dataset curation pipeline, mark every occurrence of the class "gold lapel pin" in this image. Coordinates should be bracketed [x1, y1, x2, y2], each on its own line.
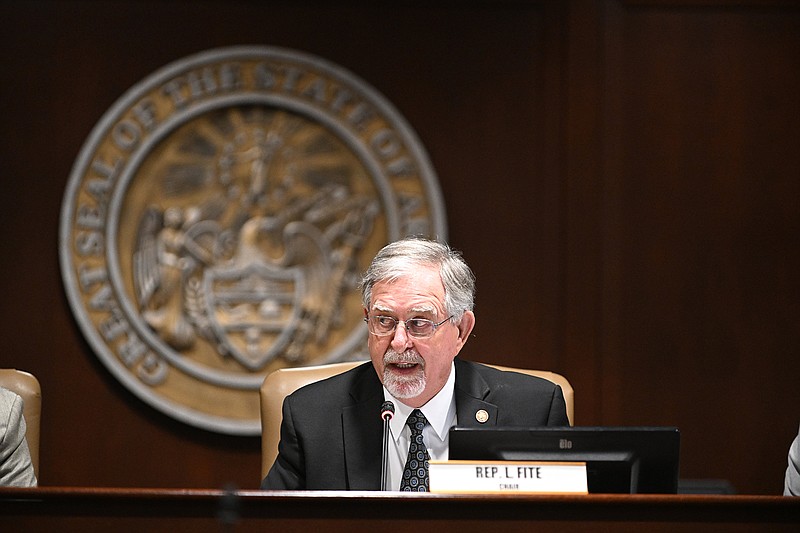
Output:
[475, 409, 489, 423]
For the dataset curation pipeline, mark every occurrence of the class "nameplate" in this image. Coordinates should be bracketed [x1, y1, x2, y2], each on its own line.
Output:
[429, 460, 588, 494]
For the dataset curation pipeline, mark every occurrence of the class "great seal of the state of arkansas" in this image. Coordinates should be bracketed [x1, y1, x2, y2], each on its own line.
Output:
[59, 46, 446, 435]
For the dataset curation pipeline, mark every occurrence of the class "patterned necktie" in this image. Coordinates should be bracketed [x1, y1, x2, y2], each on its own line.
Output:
[400, 409, 430, 491]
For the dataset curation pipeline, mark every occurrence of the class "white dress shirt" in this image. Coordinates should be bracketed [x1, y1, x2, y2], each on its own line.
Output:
[383, 361, 457, 491]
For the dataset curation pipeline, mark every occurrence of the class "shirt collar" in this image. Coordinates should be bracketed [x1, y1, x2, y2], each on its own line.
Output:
[385, 361, 456, 442]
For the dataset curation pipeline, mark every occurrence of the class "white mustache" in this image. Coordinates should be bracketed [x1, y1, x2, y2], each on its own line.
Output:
[383, 349, 424, 367]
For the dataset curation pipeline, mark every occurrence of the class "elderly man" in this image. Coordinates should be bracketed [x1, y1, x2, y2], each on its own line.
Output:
[261, 237, 568, 490]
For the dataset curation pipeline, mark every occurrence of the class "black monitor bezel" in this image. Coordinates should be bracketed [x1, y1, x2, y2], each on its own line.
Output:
[448, 426, 680, 494]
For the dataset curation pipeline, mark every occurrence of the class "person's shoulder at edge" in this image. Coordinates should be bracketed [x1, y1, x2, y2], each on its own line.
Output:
[0, 386, 38, 487]
[785, 424, 800, 496]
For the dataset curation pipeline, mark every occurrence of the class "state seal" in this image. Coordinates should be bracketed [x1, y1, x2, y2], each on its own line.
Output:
[59, 46, 446, 435]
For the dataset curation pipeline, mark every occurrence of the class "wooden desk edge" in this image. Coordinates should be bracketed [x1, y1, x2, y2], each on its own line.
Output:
[1, 487, 798, 524]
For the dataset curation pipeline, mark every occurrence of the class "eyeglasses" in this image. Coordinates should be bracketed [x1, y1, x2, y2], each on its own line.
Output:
[364, 315, 453, 339]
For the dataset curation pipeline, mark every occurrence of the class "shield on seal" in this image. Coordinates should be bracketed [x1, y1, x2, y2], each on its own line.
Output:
[203, 260, 305, 371]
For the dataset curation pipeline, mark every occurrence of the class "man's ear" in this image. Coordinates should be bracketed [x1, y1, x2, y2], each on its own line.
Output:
[456, 310, 475, 344]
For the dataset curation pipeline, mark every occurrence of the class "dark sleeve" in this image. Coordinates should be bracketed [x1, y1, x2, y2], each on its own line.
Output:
[261, 397, 305, 490]
[546, 384, 570, 426]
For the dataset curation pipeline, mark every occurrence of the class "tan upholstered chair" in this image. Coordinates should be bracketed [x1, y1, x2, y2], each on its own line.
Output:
[259, 361, 574, 478]
[0, 369, 42, 480]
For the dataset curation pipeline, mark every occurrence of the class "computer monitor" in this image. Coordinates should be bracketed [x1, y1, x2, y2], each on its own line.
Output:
[448, 426, 680, 494]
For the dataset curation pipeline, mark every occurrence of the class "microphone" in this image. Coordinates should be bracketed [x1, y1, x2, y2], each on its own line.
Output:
[381, 401, 395, 422]
[380, 401, 395, 491]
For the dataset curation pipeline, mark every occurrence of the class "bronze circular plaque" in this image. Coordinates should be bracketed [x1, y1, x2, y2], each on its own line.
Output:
[59, 46, 446, 435]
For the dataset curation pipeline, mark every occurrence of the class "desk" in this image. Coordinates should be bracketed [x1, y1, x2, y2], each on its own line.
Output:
[1, 487, 798, 532]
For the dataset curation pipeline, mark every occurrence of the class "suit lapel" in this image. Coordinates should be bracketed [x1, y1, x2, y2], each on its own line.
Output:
[342, 364, 384, 490]
[454, 359, 499, 427]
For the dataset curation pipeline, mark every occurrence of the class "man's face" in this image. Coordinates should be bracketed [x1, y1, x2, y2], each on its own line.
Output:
[366, 265, 475, 408]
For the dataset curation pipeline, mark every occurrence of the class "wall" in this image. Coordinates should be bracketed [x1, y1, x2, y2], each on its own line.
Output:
[0, 0, 797, 494]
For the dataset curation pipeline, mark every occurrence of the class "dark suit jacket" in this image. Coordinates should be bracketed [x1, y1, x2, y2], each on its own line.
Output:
[261, 358, 569, 490]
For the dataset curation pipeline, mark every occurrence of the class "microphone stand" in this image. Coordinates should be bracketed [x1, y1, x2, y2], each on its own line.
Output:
[380, 401, 395, 491]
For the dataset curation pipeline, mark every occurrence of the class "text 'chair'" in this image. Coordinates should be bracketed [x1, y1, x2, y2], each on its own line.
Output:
[259, 361, 574, 479]
[0, 369, 41, 480]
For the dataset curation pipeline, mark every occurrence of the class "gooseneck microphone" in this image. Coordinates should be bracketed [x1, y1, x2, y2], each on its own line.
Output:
[380, 401, 395, 491]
